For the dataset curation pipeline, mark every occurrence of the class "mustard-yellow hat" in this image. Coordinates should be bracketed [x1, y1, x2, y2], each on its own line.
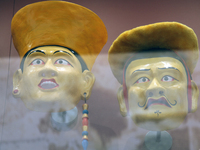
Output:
[11, 1, 107, 71]
[108, 22, 199, 84]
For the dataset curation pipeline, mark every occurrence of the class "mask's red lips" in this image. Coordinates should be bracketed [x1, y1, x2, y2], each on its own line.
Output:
[38, 79, 59, 89]
[145, 97, 171, 109]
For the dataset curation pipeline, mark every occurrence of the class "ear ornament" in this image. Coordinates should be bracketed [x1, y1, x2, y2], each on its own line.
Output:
[82, 93, 89, 150]
[12, 88, 20, 97]
[13, 89, 19, 94]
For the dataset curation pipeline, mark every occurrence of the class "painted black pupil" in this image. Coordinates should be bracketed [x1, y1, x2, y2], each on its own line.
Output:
[36, 60, 40, 64]
[59, 60, 63, 64]
[164, 76, 168, 81]
[142, 78, 146, 82]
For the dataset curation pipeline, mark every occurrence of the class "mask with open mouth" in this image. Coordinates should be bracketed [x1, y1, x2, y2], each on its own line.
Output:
[38, 79, 59, 90]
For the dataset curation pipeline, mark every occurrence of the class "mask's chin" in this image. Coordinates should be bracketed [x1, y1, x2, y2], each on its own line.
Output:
[132, 110, 187, 131]
[136, 117, 186, 131]
[21, 95, 78, 112]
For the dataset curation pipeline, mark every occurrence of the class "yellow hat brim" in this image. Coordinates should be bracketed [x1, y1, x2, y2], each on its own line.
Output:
[108, 22, 199, 84]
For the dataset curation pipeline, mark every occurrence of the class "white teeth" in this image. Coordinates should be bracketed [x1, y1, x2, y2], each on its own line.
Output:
[40, 81, 57, 89]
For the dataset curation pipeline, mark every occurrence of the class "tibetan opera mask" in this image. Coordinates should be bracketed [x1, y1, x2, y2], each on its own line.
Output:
[13, 45, 95, 112]
[11, 1, 107, 112]
[108, 22, 199, 131]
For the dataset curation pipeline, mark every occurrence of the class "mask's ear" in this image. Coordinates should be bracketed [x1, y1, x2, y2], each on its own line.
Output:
[191, 80, 199, 113]
[80, 70, 95, 100]
[12, 69, 23, 98]
[117, 86, 127, 117]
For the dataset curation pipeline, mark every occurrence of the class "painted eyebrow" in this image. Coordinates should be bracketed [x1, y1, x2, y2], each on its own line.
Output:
[53, 50, 73, 57]
[158, 67, 180, 72]
[28, 50, 46, 56]
[132, 69, 151, 74]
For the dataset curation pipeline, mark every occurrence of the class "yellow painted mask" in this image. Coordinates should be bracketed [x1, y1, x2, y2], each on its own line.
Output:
[119, 50, 199, 131]
[13, 46, 96, 112]
[108, 22, 199, 131]
[11, 1, 107, 112]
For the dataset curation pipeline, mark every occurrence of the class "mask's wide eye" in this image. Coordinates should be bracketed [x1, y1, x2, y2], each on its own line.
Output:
[30, 59, 45, 65]
[161, 75, 174, 82]
[54, 59, 71, 65]
[136, 77, 150, 83]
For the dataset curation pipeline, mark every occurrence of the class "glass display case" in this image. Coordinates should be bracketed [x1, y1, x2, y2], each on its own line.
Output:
[0, 0, 200, 150]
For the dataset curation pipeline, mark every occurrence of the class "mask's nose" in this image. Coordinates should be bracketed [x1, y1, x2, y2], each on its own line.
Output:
[39, 60, 57, 77]
[146, 78, 165, 98]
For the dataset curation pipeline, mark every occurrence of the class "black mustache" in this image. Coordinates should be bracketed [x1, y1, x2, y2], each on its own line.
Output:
[138, 93, 177, 109]
[145, 97, 171, 109]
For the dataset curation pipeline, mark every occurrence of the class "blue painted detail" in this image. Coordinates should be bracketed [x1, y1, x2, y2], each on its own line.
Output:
[82, 110, 89, 114]
[82, 131, 88, 136]
[82, 139, 88, 150]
